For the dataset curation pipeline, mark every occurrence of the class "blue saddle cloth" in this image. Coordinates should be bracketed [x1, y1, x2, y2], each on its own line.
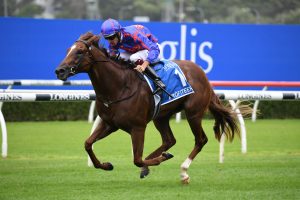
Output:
[144, 60, 194, 105]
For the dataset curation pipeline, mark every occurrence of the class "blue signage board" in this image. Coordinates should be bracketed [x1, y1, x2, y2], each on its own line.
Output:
[0, 17, 299, 82]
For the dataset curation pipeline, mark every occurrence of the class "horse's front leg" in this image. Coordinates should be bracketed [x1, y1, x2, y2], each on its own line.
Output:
[85, 120, 117, 170]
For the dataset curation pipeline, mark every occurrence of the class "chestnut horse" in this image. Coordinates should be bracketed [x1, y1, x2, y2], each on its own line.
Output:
[55, 32, 240, 183]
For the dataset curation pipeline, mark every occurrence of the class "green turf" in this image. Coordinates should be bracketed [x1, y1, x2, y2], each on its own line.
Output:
[1, 119, 299, 200]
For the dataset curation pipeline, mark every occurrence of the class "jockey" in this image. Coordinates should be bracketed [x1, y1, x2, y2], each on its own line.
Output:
[100, 18, 166, 94]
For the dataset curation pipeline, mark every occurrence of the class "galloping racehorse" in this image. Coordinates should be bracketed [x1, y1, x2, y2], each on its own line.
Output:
[55, 32, 241, 183]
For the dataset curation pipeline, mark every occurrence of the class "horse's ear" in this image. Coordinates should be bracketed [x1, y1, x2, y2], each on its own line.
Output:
[78, 34, 83, 40]
[92, 35, 100, 43]
[90, 35, 100, 48]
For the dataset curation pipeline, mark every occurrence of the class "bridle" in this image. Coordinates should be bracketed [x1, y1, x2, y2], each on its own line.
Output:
[69, 39, 108, 74]
[65, 39, 91, 75]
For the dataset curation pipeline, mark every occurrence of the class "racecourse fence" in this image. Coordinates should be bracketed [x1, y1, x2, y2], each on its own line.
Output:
[0, 80, 92, 86]
[2, 80, 300, 122]
[1, 89, 300, 102]
[1, 80, 300, 164]
[1, 79, 300, 87]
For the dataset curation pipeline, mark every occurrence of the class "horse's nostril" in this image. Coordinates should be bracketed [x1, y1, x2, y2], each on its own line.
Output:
[55, 68, 65, 75]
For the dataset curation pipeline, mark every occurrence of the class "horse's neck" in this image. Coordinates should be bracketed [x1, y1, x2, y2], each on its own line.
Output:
[88, 61, 129, 100]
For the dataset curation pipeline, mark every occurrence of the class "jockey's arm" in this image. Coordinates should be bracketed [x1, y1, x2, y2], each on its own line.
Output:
[135, 60, 150, 72]
[134, 34, 160, 72]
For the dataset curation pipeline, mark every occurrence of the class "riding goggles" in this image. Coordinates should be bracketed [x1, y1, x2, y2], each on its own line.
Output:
[104, 34, 117, 40]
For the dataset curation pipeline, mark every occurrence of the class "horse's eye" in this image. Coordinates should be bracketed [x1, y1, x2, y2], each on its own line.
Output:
[77, 53, 83, 60]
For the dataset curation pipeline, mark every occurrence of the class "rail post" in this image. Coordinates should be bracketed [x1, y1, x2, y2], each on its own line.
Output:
[0, 110, 7, 158]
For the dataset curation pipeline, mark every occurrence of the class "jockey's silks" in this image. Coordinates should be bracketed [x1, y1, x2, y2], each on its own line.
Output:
[108, 25, 160, 64]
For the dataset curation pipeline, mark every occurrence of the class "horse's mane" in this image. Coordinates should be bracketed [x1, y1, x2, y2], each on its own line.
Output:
[79, 32, 135, 69]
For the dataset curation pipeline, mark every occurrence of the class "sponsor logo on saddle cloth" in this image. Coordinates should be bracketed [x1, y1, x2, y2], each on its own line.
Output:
[144, 60, 194, 105]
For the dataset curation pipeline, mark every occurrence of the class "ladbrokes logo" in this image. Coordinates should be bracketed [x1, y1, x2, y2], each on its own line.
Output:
[50, 94, 90, 101]
[0, 94, 22, 101]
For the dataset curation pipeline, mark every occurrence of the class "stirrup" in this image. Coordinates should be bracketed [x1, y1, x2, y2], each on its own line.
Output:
[157, 80, 166, 89]
[153, 88, 162, 95]
[153, 79, 166, 95]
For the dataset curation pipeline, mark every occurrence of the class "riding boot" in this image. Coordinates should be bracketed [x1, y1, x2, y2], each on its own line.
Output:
[144, 66, 166, 95]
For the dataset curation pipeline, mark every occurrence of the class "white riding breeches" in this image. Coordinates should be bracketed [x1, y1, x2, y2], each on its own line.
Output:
[119, 44, 162, 63]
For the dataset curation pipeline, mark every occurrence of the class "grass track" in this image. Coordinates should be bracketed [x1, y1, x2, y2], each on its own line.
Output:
[1, 119, 299, 200]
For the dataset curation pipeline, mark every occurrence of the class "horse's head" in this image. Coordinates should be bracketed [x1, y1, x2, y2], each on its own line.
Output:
[55, 32, 100, 81]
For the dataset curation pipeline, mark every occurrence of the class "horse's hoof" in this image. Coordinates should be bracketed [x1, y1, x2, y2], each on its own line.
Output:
[140, 167, 150, 179]
[162, 152, 174, 160]
[181, 176, 190, 185]
[103, 162, 114, 171]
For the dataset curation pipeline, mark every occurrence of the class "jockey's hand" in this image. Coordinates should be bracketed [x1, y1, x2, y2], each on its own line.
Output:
[134, 61, 149, 73]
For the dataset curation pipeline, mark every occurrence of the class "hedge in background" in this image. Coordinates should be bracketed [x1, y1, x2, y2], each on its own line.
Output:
[2, 102, 92, 121]
[1, 101, 300, 121]
[258, 101, 300, 119]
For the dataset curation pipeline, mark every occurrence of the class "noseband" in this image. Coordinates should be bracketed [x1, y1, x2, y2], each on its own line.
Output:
[65, 39, 92, 75]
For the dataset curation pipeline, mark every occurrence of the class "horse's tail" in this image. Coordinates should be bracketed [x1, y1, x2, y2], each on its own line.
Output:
[208, 92, 240, 142]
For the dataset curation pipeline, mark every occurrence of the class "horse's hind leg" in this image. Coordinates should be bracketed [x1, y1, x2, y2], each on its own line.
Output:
[181, 115, 208, 183]
[130, 125, 174, 177]
[140, 116, 176, 178]
[85, 120, 117, 170]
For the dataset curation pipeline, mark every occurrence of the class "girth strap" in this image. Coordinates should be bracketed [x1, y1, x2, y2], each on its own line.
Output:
[99, 90, 137, 107]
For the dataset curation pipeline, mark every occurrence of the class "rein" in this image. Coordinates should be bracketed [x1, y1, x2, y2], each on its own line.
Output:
[76, 39, 139, 107]
[99, 89, 137, 107]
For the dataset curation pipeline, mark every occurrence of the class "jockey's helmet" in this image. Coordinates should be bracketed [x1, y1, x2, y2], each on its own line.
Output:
[101, 18, 122, 39]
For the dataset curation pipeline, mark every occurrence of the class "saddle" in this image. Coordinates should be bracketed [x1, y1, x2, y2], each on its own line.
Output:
[134, 59, 166, 96]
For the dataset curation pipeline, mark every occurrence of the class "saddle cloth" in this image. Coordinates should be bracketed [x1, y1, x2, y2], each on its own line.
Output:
[144, 60, 194, 106]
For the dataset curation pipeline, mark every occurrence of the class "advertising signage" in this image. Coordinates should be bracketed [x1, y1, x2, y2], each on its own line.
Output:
[0, 17, 299, 81]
